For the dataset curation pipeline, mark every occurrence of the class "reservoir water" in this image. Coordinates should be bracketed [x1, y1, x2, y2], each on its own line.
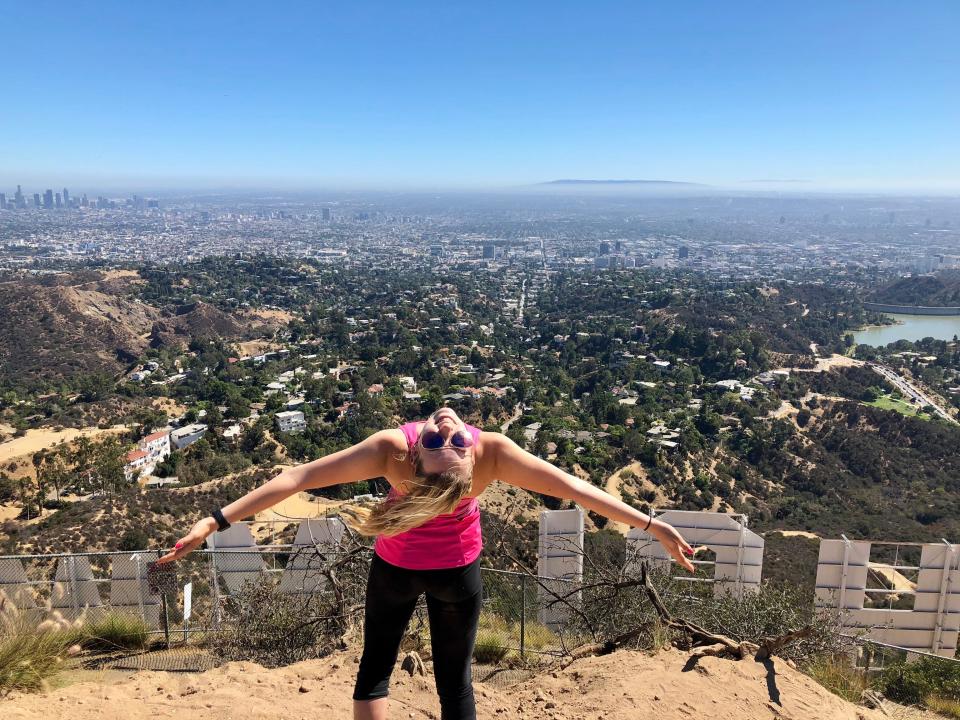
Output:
[852, 313, 960, 346]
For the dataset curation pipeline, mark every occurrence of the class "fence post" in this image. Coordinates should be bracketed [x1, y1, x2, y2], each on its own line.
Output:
[520, 573, 526, 659]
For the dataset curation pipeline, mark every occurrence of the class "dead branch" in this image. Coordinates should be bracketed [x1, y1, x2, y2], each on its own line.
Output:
[562, 562, 815, 666]
[755, 626, 814, 661]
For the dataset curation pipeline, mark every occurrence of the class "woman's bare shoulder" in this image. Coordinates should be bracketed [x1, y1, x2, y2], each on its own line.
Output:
[372, 428, 409, 454]
[473, 431, 508, 478]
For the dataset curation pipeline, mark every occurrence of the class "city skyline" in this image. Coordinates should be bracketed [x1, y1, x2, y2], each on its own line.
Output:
[1, 2, 958, 193]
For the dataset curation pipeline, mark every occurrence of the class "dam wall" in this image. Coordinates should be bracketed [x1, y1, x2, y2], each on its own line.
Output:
[864, 301, 960, 316]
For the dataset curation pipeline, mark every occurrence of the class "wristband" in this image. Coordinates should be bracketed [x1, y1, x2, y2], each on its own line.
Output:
[211, 508, 231, 532]
[644, 512, 653, 532]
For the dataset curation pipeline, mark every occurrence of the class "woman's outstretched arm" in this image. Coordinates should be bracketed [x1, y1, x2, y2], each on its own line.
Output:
[156, 429, 396, 564]
[486, 432, 696, 572]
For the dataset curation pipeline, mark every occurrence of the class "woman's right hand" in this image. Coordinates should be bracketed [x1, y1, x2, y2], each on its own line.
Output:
[156, 517, 218, 565]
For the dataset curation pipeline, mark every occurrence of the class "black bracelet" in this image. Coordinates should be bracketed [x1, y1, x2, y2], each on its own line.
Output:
[644, 512, 653, 532]
[211, 508, 231, 532]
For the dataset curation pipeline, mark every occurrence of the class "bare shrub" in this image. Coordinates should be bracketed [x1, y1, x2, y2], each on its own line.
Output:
[205, 542, 371, 668]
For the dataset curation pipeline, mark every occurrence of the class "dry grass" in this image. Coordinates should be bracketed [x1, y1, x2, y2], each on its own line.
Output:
[926, 695, 960, 719]
[803, 654, 873, 704]
[0, 604, 77, 696]
[0, 600, 152, 697]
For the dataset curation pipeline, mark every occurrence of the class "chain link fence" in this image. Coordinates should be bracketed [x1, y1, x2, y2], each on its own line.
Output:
[7, 525, 949, 694]
[0, 540, 595, 679]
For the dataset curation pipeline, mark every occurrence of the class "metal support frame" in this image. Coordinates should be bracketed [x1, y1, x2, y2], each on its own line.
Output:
[838, 534, 851, 611]
[932, 539, 957, 653]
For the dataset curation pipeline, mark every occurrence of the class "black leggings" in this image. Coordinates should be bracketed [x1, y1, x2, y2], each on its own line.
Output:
[353, 551, 483, 720]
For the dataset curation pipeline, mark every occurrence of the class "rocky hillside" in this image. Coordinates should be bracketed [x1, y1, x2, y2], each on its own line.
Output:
[0, 271, 286, 391]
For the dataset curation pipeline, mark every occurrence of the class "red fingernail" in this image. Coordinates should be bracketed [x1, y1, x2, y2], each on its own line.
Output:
[175, 543, 183, 549]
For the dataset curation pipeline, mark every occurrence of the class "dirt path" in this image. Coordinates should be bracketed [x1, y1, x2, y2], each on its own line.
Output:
[0, 645, 919, 720]
[603, 462, 642, 535]
[791, 353, 862, 373]
[602, 462, 671, 536]
[253, 491, 342, 522]
[499, 403, 523, 432]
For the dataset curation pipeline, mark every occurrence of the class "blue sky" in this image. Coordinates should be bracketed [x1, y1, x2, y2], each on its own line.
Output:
[1, 1, 958, 192]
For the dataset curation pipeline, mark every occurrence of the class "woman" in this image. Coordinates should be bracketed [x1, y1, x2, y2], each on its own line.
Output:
[157, 407, 695, 720]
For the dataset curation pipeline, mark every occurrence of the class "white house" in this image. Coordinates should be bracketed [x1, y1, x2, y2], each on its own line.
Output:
[124, 450, 150, 481]
[137, 430, 171, 464]
[276, 410, 306, 434]
[170, 423, 208, 450]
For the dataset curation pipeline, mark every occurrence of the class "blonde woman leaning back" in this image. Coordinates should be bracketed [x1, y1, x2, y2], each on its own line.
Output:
[157, 407, 694, 720]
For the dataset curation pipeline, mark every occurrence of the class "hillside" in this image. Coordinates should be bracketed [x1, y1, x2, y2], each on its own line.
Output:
[870, 270, 960, 307]
[0, 281, 156, 389]
[0, 271, 286, 392]
[0, 467, 276, 556]
[0, 645, 912, 720]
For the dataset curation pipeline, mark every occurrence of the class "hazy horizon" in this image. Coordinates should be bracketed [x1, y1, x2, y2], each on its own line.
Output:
[2, 174, 959, 198]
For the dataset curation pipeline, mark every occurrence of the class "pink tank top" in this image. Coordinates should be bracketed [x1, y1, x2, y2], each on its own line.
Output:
[373, 421, 483, 570]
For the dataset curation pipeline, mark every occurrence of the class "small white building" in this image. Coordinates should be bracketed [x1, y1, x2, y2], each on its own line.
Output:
[223, 424, 243, 442]
[137, 430, 171, 464]
[265, 381, 285, 396]
[124, 449, 150, 481]
[276, 410, 306, 434]
[170, 423, 208, 450]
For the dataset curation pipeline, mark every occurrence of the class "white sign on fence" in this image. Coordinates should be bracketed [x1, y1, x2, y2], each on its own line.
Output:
[183, 581, 193, 621]
[815, 538, 959, 658]
[278, 517, 349, 595]
[537, 508, 584, 630]
[625, 510, 764, 597]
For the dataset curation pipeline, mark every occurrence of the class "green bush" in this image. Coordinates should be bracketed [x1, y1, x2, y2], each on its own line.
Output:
[473, 629, 510, 664]
[118, 527, 150, 551]
[880, 657, 960, 706]
[81, 612, 150, 653]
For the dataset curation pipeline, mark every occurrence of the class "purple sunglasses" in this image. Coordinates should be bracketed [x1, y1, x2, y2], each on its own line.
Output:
[418, 428, 475, 451]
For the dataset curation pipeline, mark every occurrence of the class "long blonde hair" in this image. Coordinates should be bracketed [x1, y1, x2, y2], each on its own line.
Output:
[339, 457, 474, 537]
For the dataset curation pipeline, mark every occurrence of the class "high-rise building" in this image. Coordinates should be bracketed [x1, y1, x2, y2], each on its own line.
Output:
[33, 193, 41, 207]
[14, 185, 25, 208]
[599, 241, 611, 255]
[322, 208, 331, 221]
[43, 189, 54, 209]
[81, 193, 89, 207]
[678, 245, 689, 260]
[55, 192, 62, 208]
[0, 193, 6, 210]
[482, 244, 495, 259]
[62, 188, 70, 207]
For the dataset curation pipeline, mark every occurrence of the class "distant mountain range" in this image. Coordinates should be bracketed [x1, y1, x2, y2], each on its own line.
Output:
[540, 179, 708, 187]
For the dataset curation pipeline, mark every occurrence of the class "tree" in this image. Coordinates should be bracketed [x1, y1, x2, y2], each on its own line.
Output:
[31, 451, 50, 511]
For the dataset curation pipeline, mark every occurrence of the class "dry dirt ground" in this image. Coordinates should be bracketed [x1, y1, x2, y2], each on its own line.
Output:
[0, 646, 929, 720]
[0, 424, 128, 466]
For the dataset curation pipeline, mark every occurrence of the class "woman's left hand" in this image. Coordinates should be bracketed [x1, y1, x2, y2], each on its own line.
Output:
[648, 519, 696, 572]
